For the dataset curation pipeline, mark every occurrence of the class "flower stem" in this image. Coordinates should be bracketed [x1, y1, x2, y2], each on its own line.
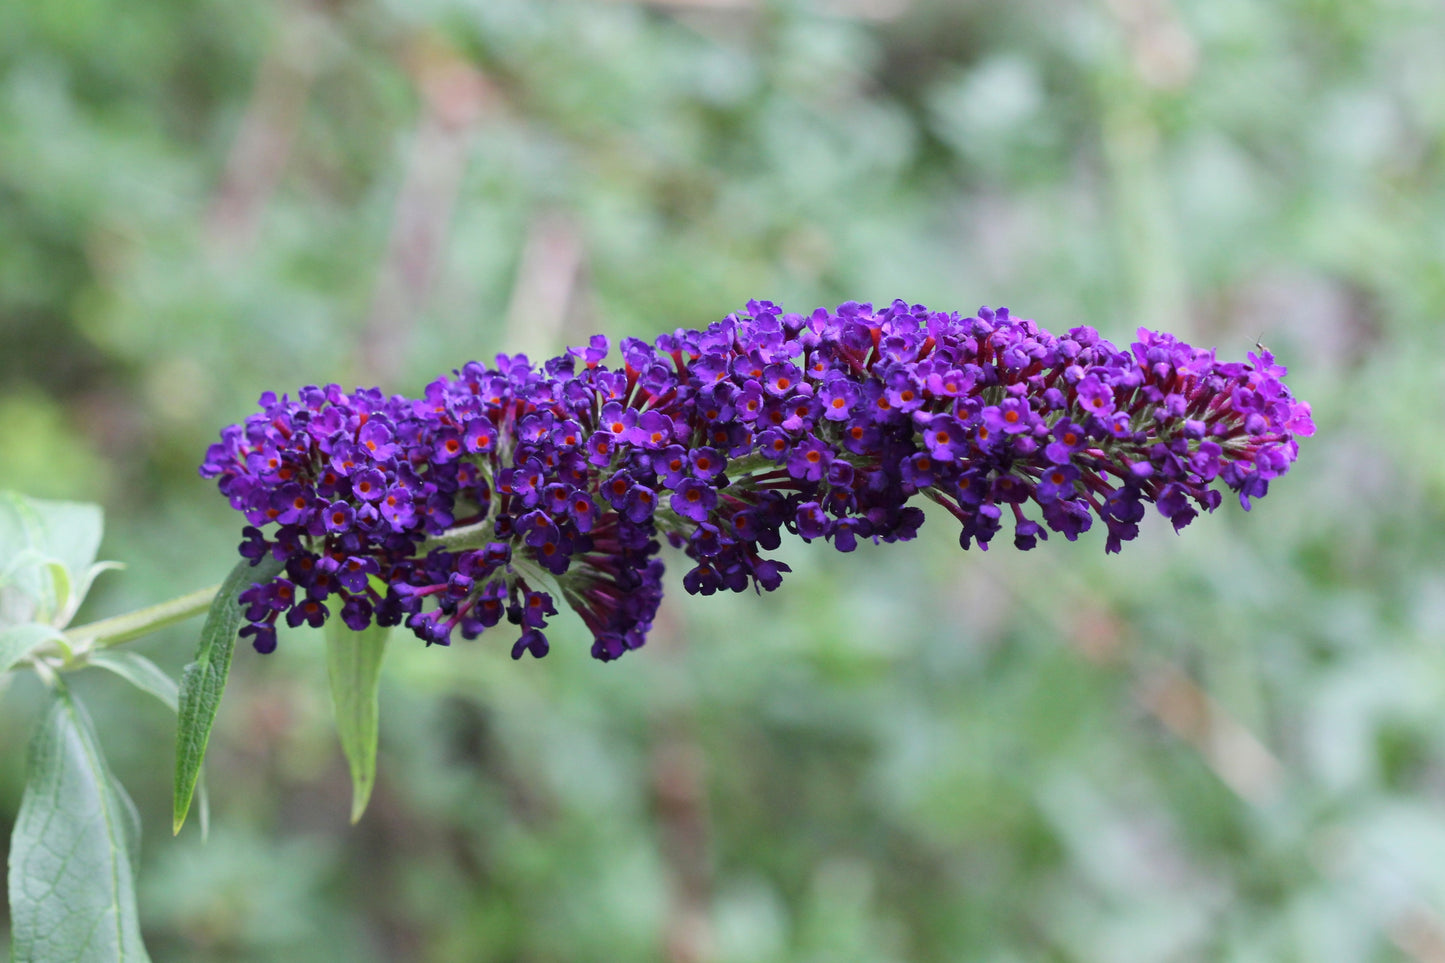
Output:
[419, 519, 495, 553]
[64, 584, 222, 654]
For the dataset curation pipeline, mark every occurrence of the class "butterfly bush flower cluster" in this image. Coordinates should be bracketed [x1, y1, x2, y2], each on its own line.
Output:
[201, 300, 1313, 661]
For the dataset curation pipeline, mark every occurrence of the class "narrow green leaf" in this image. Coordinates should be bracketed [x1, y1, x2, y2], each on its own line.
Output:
[7, 686, 151, 963]
[0, 622, 69, 674]
[325, 619, 390, 823]
[88, 651, 212, 838]
[173, 555, 283, 834]
[89, 651, 180, 712]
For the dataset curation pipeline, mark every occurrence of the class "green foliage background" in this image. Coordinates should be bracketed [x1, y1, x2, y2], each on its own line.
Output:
[3, 0, 1444, 959]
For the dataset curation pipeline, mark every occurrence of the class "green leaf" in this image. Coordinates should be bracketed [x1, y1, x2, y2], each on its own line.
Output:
[72, 560, 126, 619]
[0, 492, 103, 585]
[173, 554, 283, 835]
[6, 685, 151, 963]
[326, 619, 390, 823]
[89, 650, 212, 839]
[0, 549, 53, 628]
[0, 491, 104, 627]
[0, 622, 70, 674]
[87, 651, 213, 838]
[89, 651, 180, 712]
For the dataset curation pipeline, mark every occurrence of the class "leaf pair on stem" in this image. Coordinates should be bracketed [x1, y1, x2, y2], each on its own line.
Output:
[4, 491, 390, 961]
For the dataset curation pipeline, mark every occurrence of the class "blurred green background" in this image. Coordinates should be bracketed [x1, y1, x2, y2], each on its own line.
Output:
[2, 0, 1444, 959]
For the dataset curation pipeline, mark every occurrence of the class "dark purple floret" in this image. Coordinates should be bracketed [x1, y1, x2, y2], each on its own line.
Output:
[202, 300, 1313, 660]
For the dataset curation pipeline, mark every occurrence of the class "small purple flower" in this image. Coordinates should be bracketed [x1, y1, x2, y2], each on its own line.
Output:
[925, 368, 974, 398]
[762, 363, 801, 397]
[1013, 518, 1046, 551]
[779, 394, 820, 433]
[286, 598, 329, 629]
[328, 445, 366, 478]
[572, 333, 609, 367]
[407, 610, 452, 646]
[862, 380, 900, 425]
[735, 385, 765, 422]
[599, 402, 637, 438]
[624, 484, 659, 523]
[341, 595, 374, 631]
[322, 500, 355, 533]
[921, 414, 963, 461]
[795, 502, 830, 540]
[786, 437, 832, 482]
[336, 556, 379, 592]
[358, 421, 397, 460]
[756, 429, 792, 462]
[1045, 421, 1086, 464]
[567, 491, 598, 532]
[671, 478, 718, 522]
[696, 386, 736, 424]
[682, 562, 721, 596]
[585, 431, 615, 466]
[628, 410, 674, 449]
[995, 397, 1034, 434]
[832, 517, 867, 552]
[464, 417, 498, 454]
[689, 447, 726, 480]
[653, 445, 691, 489]
[1035, 464, 1078, 502]
[749, 558, 790, 591]
[512, 629, 550, 659]
[884, 370, 924, 413]
[517, 589, 557, 628]
[239, 526, 269, 562]
[240, 622, 278, 654]
[351, 468, 386, 502]
[900, 453, 937, 488]
[819, 379, 859, 421]
[433, 429, 465, 463]
[1076, 375, 1114, 417]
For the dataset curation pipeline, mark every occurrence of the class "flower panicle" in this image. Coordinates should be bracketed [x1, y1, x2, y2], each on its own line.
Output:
[202, 299, 1313, 661]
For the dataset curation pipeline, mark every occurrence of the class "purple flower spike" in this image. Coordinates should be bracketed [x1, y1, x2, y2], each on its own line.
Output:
[203, 299, 1310, 660]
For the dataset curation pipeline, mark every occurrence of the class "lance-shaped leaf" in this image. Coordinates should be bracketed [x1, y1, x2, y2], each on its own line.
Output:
[7, 686, 150, 963]
[89, 651, 180, 712]
[90, 651, 213, 840]
[326, 619, 390, 823]
[173, 554, 283, 834]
